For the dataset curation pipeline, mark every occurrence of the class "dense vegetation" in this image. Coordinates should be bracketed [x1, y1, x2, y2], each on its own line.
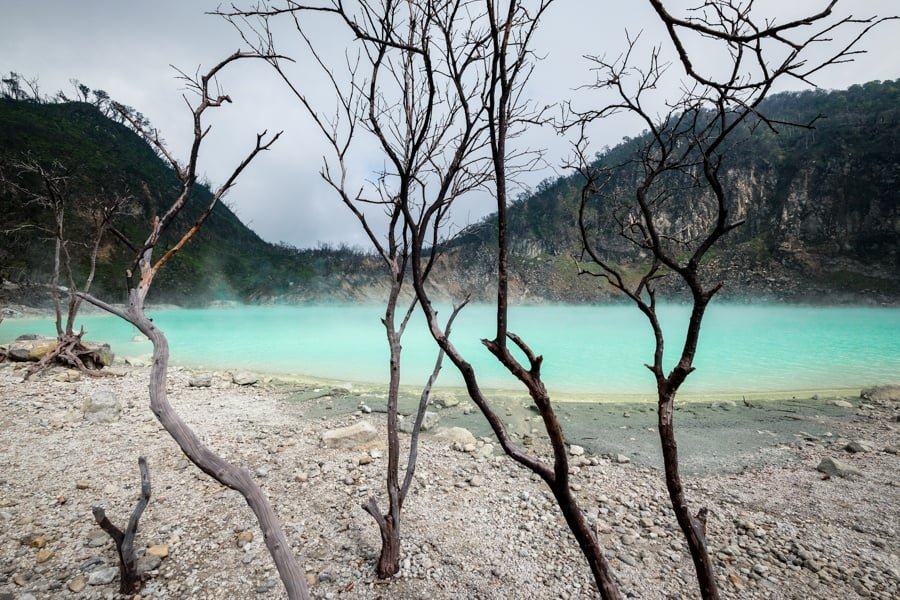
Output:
[1, 79, 897, 305]
[0, 98, 368, 304]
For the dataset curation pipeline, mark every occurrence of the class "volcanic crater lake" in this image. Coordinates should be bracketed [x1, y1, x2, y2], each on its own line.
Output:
[2, 303, 898, 398]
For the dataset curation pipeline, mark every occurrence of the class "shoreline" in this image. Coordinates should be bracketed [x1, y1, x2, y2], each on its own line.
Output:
[0, 362, 897, 599]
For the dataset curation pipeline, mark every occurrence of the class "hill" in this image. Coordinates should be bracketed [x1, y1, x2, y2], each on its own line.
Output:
[0, 99, 371, 305]
[446, 80, 900, 303]
[1, 81, 898, 306]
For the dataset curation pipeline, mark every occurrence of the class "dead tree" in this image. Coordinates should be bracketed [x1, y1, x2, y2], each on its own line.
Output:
[221, 0, 489, 578]
[77, 53, 310, 600]
[0, 158, 133, 378]
[92, 456, 152, 594]
[221, 1, 624, 597]
[569, 2, 894, 598]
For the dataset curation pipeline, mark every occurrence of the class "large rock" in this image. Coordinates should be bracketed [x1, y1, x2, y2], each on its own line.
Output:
[433, 393, 460, 409]
[83, 342, 114, 367]
[232, 371, 259, 386]
[434, 427, 477, 447]
[82, 389, 121, 423]
[322, 421, 378, 449]
[816, 457, 862, 478]
[189, 373, 213, 387]
[399, 411, 440, 433]
[860, 385, 900, 403]
[844, 440, 876, 453]
[6, 337, 56, 362]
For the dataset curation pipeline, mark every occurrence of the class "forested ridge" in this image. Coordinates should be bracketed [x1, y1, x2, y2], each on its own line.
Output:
[1, 80, 898, 305]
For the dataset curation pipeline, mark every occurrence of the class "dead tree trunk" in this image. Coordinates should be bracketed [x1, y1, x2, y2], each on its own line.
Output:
[570, 3, 892, 598]
[81, 52, 309, 600]
[92, 456, 151, 595]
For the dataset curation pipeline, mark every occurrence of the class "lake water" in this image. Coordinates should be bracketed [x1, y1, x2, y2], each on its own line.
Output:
[1, 303, 897, 397]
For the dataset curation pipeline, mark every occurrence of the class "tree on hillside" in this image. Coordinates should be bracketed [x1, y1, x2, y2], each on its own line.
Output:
[569, 2, 894, 598]
[76, 54, 311, 599]
[0, 157, 135, 377]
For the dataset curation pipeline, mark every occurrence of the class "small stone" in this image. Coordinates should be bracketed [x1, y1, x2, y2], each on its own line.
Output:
[255, 467, 269, 478]
[469, 475, 485, 487]
[433, 393, 460, 408]
[232, 370, 259, 386]
[615, 454, 631, 464]
[358, 454, 373, 466]
[29, 535, 48, 548]
[82, 389, 121, 423]
[146, 544, 169, 558]
[829, 399, 854, 408]
[68, 575, 87, 593]
[137, 554, 162, 573]
[569, 444, 585, 456]
[88, 566, 118, 586]
[236, 531, 254, 547]
[399, 411, 441, 433]
[35, 547, 53, 563]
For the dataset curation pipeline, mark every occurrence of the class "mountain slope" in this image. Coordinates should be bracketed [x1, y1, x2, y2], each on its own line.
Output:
[446, 80, 900, 303]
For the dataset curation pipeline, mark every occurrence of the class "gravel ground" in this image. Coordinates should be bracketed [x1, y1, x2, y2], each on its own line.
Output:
[0, 361, 897, 599]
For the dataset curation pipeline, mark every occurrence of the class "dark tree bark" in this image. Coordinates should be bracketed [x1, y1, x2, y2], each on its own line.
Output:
[570, 2, 893, 598]
[92, 456, 151, 595]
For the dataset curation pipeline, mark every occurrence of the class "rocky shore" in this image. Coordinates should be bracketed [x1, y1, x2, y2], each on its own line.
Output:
[0, 361, 897, 599]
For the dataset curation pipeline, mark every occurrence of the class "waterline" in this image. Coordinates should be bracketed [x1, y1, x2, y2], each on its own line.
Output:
[2, 303, 897, 396]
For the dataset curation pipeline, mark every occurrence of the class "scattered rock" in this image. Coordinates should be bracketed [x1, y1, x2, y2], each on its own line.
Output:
[569, 444, 585, 456]
[433, 393, 460, 408]
[615, 454, 631, 464]
[146, 544, 169, 558]
[35, 547, 53, 563]
[844, 439, 876, 453]
[434, 426, 477, 448]
[322, 421, 378, 449]
[829, 399, 854, 408]
[236, 531, 254, 547]
[82, 389, 121, 423]
[860, 385, 900, 403]
[67, 574, 87, 593]
[816, 457, 863, 478]
[189, 373, 213, 387]
[232, 371, 259, 386]
[87, 566, 118, 586]
[399, 411, 440, 433]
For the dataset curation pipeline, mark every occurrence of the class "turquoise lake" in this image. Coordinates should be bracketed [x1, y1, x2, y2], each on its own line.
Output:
[1, 304, 897, 397]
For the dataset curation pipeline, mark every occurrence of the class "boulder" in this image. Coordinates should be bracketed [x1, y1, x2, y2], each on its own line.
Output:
[189, 373, 213, 388]
[83, 342, 114, 367]
[433, 393, 460, 409]
[82, 389, 121, 423]
[322, 421, 378, 449]
[860, 385, 900, 403]
[399, 410, 440, 433]
[232, 371, 259, 386]
[816, 456, 862, 478]
[844, 440, 876, 453]
[434, 427, 477, 448]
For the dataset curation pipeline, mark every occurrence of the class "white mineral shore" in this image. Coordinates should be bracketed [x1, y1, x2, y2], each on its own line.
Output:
[0, 362, 897, 599]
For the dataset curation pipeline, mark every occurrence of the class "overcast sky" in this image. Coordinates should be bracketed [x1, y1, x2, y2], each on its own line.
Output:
[3, 1, 898, 249]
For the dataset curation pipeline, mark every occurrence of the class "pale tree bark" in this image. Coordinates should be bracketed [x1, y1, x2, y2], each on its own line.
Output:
[222, 1, 482, 579]
[220, 1, 622, 597]
[79, 52, 310, 600]
[569, 2, 894, 598]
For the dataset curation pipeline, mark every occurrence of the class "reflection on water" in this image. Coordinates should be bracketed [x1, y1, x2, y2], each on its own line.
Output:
[1, 303, 897, 395]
